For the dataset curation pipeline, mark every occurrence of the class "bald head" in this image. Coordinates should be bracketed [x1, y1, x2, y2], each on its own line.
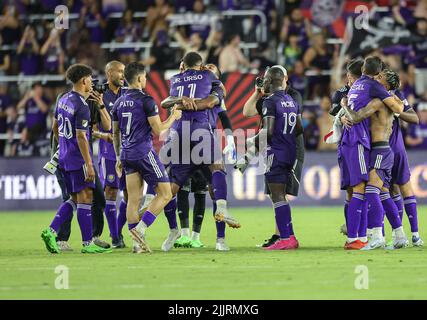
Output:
[105, 60, 125, 88]
[264, 66, 286, 93]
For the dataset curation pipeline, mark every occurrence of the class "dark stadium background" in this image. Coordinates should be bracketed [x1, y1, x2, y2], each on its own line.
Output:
[0, 0, 426, 210]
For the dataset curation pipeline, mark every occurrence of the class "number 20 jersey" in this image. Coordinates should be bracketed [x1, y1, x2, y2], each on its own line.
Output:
[55, 90, 92, 172]
[111, 89, 158, 161]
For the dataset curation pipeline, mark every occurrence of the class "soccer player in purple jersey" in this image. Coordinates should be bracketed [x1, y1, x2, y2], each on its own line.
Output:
[245, 67, 303, 250]
[92, 60, 127, 249]
[160, 52, 240, 252]
[375, 69, 423, 246]
[341, 57, 406, 250]
[41, 64, 112, 254]
[172, 63, 236, 251]
[341, 57, 403, 250]
[112, 62, 181, 254]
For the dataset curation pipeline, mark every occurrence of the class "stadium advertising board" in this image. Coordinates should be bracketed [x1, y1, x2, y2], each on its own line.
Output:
[1, 152, 426, 211]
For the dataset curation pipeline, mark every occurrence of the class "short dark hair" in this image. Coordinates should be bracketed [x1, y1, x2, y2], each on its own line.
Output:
[363, 56, 383, 76]
[182, 52, 203, 68]
[124, 62, 145, 84]
[384, 69, 400, 90]
[66, 64, 93, 84]
[346, 59, 363, 78]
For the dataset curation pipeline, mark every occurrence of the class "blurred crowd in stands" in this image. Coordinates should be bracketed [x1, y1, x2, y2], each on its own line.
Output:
[0, 0, 426, 157]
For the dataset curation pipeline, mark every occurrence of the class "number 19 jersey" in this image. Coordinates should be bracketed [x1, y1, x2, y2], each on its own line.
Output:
[55, 91, 92, 172]
[262, 90, 299, 165]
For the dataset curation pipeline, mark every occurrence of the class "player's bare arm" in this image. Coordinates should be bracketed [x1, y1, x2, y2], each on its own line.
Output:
[52, 118, 59, 142]
[342, 98, 383, 124]
[398, 107, 419, 124]
[76, 129, 95, 182]
[92, 123, 113, 143]
[89, 91, 111, 131]
[147, 106, 182, 135]
[243, 87, 265, 118]
[382, 95, 404, 114]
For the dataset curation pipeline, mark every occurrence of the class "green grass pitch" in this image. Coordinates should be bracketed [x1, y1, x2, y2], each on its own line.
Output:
[0, 206, 426, 300]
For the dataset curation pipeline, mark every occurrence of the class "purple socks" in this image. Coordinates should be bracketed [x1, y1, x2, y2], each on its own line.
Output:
[50, 199, 76, 233]
[273, 201, 291, 239]
[141, 210, 156, 228]
[404, 196, 419, 232]
[365, 185, 384, 229]
[358, 199, 368, 238]
[393, 194, 404, 221]
[211, 171, 227, 201]
[105, 200, 118, 240]
[77, 203, 93, 243]
[381, 192, 402, 230]
[164, 197, 178, 229]
[117, 199, 127, 235]
[213, 201, 225, 239]
[347, 192, 364, 239]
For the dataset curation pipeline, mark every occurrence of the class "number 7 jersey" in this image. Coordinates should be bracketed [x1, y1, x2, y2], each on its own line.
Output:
[55, 90, 93, 171]
[111, 88, 159, 161]
[262, 90, 299, 164]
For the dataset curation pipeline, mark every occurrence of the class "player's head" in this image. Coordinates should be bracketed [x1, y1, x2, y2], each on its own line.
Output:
[124, 62, 146, 89]
[271, 65, 288, 86]
[264, 66, 287, 93]
[346, 59, 363, 85]
[204, 63, 221, 78]
[105, 60, 125, 88]
[66, 63, 93, 95]
[182, 52, 203, 70]
[362, 56, 383, 77]
[377, 69, 400, 91]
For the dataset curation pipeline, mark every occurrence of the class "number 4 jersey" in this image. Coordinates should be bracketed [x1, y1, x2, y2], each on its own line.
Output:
[262, 90, 299, 165]
[55, 90, 93, 172]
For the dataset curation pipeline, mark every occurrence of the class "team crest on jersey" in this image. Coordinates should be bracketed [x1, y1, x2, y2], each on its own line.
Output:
[82, 120, 88, 127]
[108, 174, 115, 182]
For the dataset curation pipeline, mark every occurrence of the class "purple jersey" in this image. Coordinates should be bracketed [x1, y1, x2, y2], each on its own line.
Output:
[342, 75, 391, 149]
[98, 86, 123, 161]
[390, 90, 411, 153]
[169, 69, 222, 123]
[208, 100, 226, 129]
[111, 89, 158, 161]
[55, 91, 92, 171]
[262, 90, 299, 163]
[25, 97, 49, 130]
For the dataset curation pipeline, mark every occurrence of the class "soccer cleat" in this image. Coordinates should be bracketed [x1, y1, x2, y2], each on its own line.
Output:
[361, 237, 386, 250]
[93, 236, 111, 249]
[344, 240, 367, 250]
[289, 235, 299, 249]
[215, 238, 230, 251]
[161, 228, 180, 252]
[412, 236, 424, 247]
[259, 234, 280, 247]
[393, 237, 409, 249]
[263, 239, 295, 250]
[214, 209, 241, 228]
[174, 235, 192, 248]
[340, 224, 348, 236]
[129, 227, 152, 253]
[57, 241, 73, 252]
[112, 236, 126, 249]
[81, 243, 112, 253]
[41, 228, 60, 254]
[189, 239, 205, 248]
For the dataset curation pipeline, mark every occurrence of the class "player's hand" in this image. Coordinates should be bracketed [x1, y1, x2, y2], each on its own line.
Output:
[341, 115, 353, 129]
[171, 106, 182, 120]
[340, 97, 348, 108]
[223, 136, 237, 164]
[85, 163, 95, 182]
[116, 160, 123, 178]
[89, 91, 104, 107]
[181, 96, 197, 110]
